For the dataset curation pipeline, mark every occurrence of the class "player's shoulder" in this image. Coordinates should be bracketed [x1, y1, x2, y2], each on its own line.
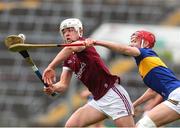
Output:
[139, 48, 158, 57]
[64, 53, 75, 61]
[139, 48, 153, 53]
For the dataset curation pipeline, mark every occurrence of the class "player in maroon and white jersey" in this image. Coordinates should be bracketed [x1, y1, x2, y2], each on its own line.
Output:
[42, 18, 134, 127]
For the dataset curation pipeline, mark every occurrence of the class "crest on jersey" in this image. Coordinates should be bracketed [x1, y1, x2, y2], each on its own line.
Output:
[67, 60, 72, 64]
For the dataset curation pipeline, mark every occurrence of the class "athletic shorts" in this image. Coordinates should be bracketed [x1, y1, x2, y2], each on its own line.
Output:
[163, 87, 180, 114]
[88, 83, 134, 120]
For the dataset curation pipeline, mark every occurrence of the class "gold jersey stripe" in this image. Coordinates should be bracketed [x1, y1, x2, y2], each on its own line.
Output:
[139, 57, 167, 78]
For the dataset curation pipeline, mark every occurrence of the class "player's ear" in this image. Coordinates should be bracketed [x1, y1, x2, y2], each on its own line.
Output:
[144, 40, 150, 48]
[79, 28, 83, 37]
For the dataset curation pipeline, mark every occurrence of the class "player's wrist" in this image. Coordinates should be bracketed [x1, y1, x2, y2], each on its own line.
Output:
[48, 63, 56, 70]
[83, 41, 87, 48]
[93, 40, 97, 45]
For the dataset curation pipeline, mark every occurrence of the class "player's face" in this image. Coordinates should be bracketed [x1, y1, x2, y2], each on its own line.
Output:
[62, 27, 79, 43]
[129, 35, 141, 48]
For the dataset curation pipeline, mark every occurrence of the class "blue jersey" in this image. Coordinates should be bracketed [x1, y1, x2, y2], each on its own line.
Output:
[134, 48, 180, 100]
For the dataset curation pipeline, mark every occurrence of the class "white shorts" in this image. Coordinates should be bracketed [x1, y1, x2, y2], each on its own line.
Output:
[88, 83, 134, 120]
[163, 87, 180, 114]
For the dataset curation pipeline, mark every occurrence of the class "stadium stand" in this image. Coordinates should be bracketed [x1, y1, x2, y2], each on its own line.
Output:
[0, 0, 180, 126]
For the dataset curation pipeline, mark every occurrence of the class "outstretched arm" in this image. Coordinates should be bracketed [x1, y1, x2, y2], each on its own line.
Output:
[133, 88, 160, 108]
[133, 89, 163, 116]
[96, 40, 140, 56]
[143, 94, 163, 111]
[83, 39, 141, 57]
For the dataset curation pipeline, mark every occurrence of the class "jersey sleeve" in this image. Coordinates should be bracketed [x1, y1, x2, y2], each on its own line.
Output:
[63, 59, 72, 70]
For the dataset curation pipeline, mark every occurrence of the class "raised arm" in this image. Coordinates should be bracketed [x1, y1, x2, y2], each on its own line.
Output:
[47, 42, 86, 70]
[42, 42, 85, 84]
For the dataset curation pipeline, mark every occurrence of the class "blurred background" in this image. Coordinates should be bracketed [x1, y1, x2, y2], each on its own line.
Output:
[0, 0, 180, 127]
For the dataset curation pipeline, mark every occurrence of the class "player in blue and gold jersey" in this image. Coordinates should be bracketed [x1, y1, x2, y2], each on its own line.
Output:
[80, 30, 180, 127]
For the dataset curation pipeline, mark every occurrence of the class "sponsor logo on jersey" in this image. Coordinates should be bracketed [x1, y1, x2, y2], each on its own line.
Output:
[76, 62, 86, 79]
[67, 60, 72, 64]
